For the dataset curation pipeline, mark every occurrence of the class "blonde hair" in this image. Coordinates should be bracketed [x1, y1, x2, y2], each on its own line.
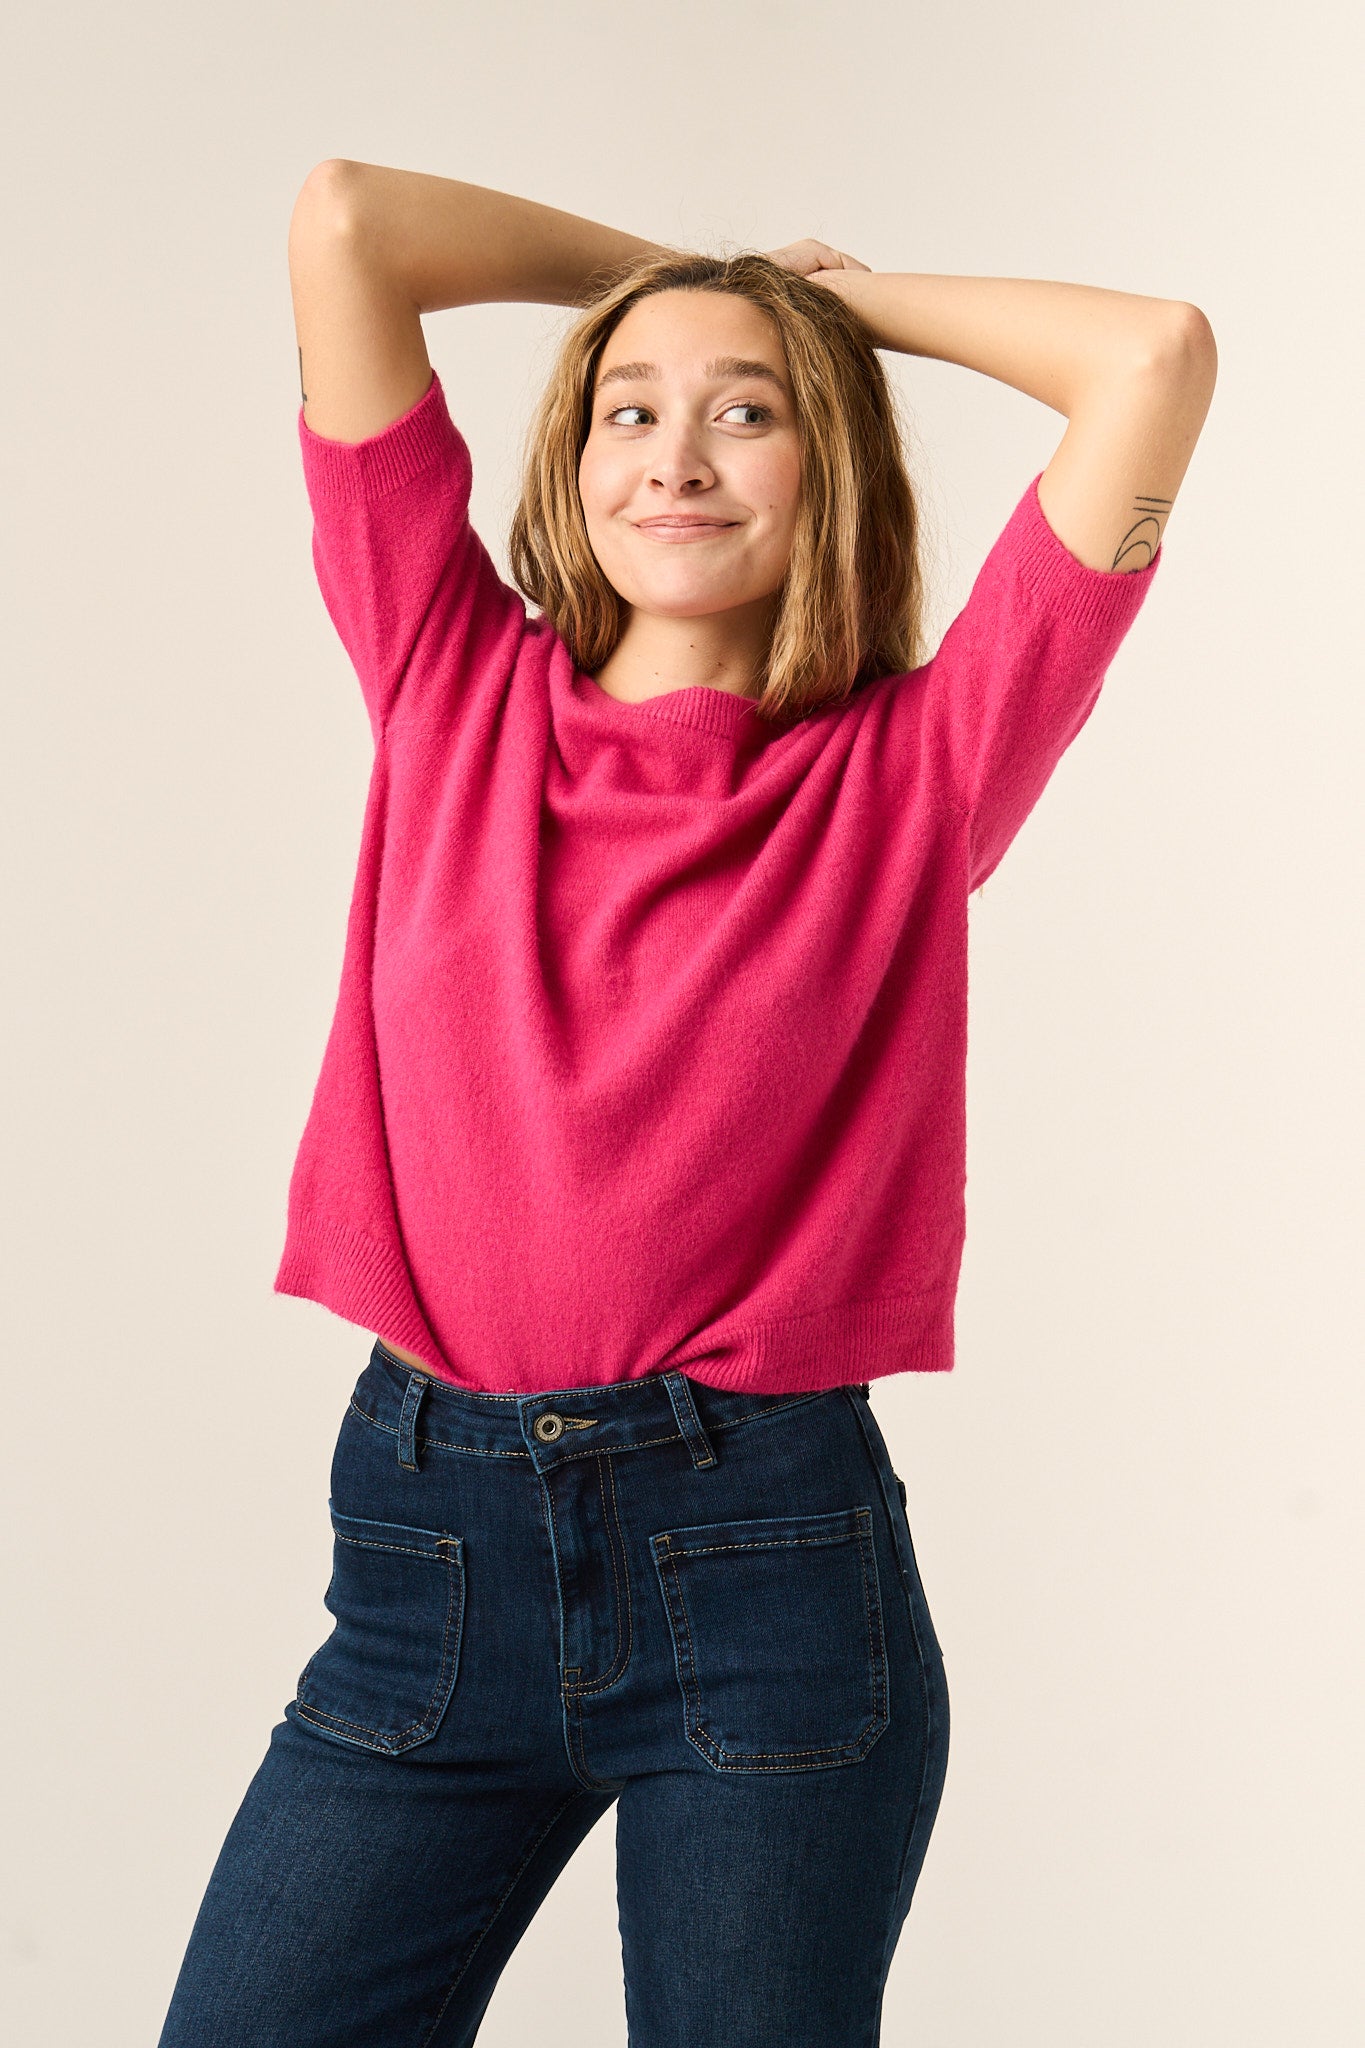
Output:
[507, 251, 928, 728]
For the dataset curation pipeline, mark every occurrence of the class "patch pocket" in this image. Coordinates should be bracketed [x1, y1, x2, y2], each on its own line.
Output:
[293, 1502, 465, 1755]
[650, 1506, 888, 1773]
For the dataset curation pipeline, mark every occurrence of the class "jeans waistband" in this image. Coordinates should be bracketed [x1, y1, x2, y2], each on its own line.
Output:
[360, 1340, 870, 1478]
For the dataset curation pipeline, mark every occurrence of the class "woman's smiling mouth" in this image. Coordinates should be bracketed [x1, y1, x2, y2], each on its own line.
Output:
[631, 514, 740, 542]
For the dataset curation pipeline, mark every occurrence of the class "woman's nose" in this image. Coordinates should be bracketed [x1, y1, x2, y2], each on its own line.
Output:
[647, 427, 714, 494]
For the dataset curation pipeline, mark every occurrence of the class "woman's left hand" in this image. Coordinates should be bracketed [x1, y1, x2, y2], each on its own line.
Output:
[765, 238, 871, 280]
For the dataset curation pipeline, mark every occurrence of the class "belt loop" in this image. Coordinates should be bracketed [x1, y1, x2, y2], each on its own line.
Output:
[398, 1371, 428, 1473]
[663, 1371, 717, 1470]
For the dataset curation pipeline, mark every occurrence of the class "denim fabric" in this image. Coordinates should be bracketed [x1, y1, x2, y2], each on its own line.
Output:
[157, 1342, 950, 2048]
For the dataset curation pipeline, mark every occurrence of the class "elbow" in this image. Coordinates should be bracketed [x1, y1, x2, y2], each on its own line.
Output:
[1141, 302, 1219, 385]
[292, 158, 370, 239]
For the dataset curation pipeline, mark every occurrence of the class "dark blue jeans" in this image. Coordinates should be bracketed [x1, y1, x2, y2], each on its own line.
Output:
[157, 1342, 950, 2047]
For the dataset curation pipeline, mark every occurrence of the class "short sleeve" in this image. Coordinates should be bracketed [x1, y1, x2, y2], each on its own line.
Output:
[298, 368, 526, 743]
[924, 473, 1163, 892]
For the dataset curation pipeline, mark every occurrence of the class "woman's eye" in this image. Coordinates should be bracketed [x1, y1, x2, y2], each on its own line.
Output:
[603, 400, 772, 428]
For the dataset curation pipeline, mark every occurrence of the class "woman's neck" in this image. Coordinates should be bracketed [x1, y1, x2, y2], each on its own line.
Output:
[591, 600, 775, 706]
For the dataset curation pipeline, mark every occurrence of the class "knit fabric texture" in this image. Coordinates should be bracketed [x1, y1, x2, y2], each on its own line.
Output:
[274, 369, 1161, 1393]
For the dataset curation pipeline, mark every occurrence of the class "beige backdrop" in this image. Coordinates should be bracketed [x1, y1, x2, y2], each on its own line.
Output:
[3, 2, 1360, 2042]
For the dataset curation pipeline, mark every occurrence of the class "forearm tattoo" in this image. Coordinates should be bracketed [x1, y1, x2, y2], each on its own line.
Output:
[1113, 495, 1171, 570]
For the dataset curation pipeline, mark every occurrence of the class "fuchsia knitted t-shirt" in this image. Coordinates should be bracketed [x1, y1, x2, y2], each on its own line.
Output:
[273, 368, 1161, 1394]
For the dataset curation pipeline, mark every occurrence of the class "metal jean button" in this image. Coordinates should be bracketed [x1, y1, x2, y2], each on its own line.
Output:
[533, 1411, 565, 1443]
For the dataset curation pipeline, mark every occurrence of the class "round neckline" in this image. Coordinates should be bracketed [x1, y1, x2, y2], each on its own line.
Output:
[577, 670, 767, 740]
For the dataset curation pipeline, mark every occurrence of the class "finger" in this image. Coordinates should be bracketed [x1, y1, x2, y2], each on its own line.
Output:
[771, 239, 835, 269]
[764, 243, 814, 273]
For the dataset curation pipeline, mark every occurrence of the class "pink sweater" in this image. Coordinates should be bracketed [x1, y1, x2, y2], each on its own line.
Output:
[274, 369, 1161, 1394]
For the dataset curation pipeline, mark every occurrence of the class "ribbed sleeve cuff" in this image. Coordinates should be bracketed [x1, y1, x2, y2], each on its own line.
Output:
[297, 368, 467, 505]
[1013, 471, 1163, 631]
[273, 1206, 438, 1363]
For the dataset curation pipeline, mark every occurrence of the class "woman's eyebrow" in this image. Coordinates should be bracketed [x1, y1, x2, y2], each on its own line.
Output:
[595, 356, 789, 394]
[705, 355, 788, 392]
[596, 359, 657, 390]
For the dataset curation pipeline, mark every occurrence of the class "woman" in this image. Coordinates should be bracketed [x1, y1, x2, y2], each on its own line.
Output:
[158, 163, 1215, 2046]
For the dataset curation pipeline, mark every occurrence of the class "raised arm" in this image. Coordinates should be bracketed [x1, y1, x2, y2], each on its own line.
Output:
[288, 161, 667, 444]
[804, 267, 1217, 572]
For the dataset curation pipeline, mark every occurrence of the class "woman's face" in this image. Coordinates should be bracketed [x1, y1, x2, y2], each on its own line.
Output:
[578, 289, 802, 622]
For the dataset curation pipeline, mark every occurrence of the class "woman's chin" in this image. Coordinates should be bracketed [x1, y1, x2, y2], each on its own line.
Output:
[620, 579, 765, 621]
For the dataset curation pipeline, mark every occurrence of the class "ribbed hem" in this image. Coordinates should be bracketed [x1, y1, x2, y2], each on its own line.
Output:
[273, 1206, 958, 1396]
[297, 368, 467, 506]
[1014, 471, 1163, 630]
[673, 1285, 957, 1395]
[273, 1207, 441, 1369]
